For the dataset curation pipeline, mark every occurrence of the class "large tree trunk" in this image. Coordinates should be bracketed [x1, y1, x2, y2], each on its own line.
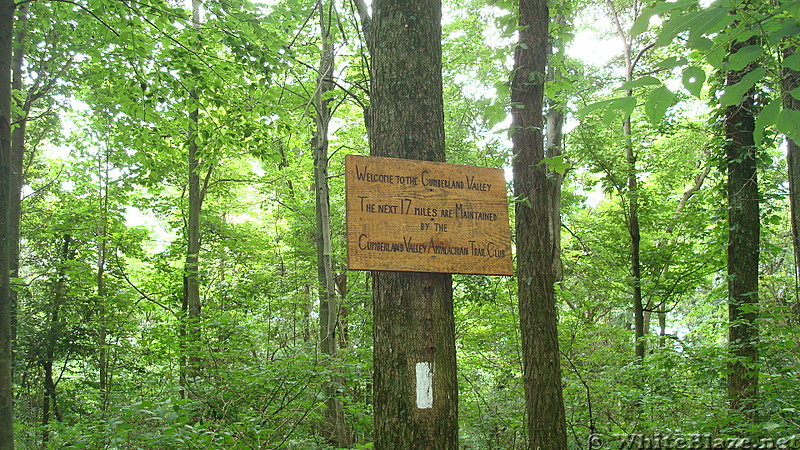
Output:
[0, 0, 16, 445]
[368, 0, 458, 446]
[9, 2, 27, 351]
[783, 47, 800, 318]
[313, 0, 351, 446]
[512, 0, 567, 448]
[725, 37, 760, 417]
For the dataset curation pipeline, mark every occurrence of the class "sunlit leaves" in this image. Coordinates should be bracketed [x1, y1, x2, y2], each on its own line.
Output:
[577, 96, 637, 125]
[617, 76, 660, 91]
[645, 86, 675, 124]
[622, 0, 800, 148]
[485, 101, 508, 128]
[540, 154, 570, 175]
[682, 66, 706, 97]
[581, 82, 676, 125]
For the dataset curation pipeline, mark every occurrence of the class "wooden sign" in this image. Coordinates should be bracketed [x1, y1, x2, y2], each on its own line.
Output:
[345, 155, 513, 275]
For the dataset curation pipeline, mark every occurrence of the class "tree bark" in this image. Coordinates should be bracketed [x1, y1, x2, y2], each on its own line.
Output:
[368, 0, 458, 446]
[315, 0, 336, 371]
[183, 0, 203, 390]
[782, 47, 800, 315]
[0, 0, 15, 445]
[42, 235, 71, 444]
[607, 0, 646, 360]
[512, 0, 568, 448]
[9, 2, 27, 352]
[545, 14, 566, 283]
[725, 37, 760, 417]
[313, 0, 351, 446]
[97, 139, 110, 412]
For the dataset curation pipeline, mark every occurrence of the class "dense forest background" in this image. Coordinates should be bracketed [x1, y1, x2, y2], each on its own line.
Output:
[0, 0, 799, 447]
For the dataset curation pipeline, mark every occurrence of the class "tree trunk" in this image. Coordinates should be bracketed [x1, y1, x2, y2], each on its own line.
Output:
[725, 37, 760, 417]
[42, 235, 71, 444]
[628, 126, 644, 361]
[314, 0, 336, 370]
[658, 304, 667, 348]
[41, 358, 62, 444]
[607, 0, 646, 360]
[97, 140, 110, 412]
[368, 0, 458, 446]
[183, 0, 203, 389]
[511, 0, 567, 448]
[313, 0, 351, 446]
[783, 47, 800, 316]
[335, 273, 350, 349]
[9, 2, 27, 352]
[545, 14, 566, 283]
[0, 0, 16, 445]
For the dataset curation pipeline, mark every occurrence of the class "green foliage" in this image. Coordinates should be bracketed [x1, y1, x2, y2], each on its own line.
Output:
[5, 0, 800, 447]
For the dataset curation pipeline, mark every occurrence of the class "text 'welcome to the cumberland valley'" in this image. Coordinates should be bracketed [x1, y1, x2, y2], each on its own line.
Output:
[345, 154, 513, 276]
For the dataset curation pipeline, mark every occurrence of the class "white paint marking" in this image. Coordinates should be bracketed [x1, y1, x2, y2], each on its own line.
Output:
[415, 362, 434, 409]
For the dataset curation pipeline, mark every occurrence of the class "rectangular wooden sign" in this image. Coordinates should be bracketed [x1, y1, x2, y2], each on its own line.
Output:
[345, 154, 513, 275]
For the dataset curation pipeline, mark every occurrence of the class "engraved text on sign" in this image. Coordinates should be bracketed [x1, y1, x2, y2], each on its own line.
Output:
[345, 155, 513, 275]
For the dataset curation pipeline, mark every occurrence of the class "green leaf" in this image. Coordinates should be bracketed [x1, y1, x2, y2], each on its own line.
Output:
[732, 29, 756, 46]
[705, 41, 727, 69]
[692, 36, 713, 53]
[777, 108, 800, 143]
[578, 97, 637, 124]
[615, 96, 638, 116]
[726, 45, 763, 71]
[617, 76, 661, 91]
[687, 5, 733, 43]
[760, 98, 782, 128]
[648, 0, 699, 44]
[540, 155, 570, 175]
[494, 81, 510, 98]
[630, 12, 654, 37]
[645, 86, 675, 123]
[577, 98, 614, 117]
[792, 87, 800, 101]
[602, 97, 638, 125]
[754, 98, 781, 146]
[768, 22, 800, 46]
[656, 13, 692, 47]
[719, 67, 766, 107]
[656, 56, 688, 70]
[485, 103, 507, 127]
[682, 66, 706, 98]
[783, 52, 800, 71]
[631, 1, 683, 37]
[781, 0, 800, 18]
